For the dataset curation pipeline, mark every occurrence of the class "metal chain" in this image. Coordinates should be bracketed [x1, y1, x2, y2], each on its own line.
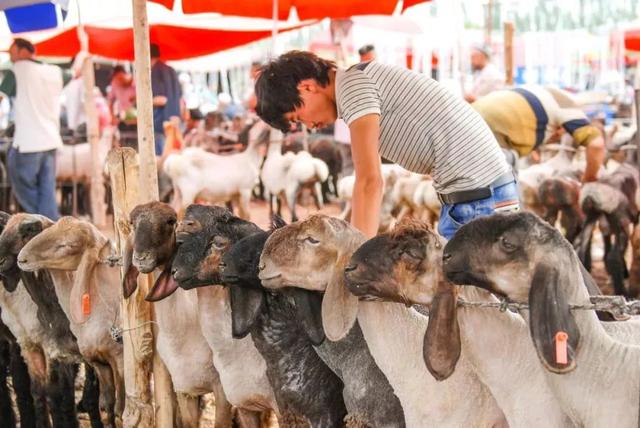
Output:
[99, 254, 123, 267]
[457, 295, 640, 318]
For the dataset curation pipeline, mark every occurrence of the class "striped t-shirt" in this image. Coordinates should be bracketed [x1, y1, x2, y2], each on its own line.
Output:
[335, 62, 509, 193]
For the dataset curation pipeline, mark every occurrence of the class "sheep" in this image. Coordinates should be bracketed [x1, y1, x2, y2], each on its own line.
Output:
[174, 210, 348, 426]
[337, 165, 405, 232]
[0, 317, 38, 428]
[574, 163, 639, 296]
[258, 215, 506, 428]
[261, 133, 329, 222]
[17, 216, 124, 428]
[309, 138, 342, 203]
[443, 211, 640, 427]
[537, 176, 583, 243]
[344, 220, 571, 427]
[411, 178, 440, 228]
[0, 212, 104, 428]
[121, 201, 233, 428]
[163, 120, 270, 219]
[518, 149, 581, 215]
[170, 204, 279, 427]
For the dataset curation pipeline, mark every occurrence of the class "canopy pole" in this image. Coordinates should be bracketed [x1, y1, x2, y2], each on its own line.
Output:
[504, 22, 514, 86]
[271, 0, 278, 57]
[130, 1, 174, 427]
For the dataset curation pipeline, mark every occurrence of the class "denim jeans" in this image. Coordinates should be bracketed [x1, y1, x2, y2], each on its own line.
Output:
[8, 147, 59, 220]
[437, 180, 520, 240]
[154, 132, 165, 156]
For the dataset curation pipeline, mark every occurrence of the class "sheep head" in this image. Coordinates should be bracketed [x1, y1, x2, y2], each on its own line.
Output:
[345, 219, 444, 306]
[259, 215, 364, 341]
[122, 202, 178, 300]
[345, 220, 460, 380]
[443, 212, 581, 374]
[172, 205, 259, 289]
[0, 214, 54, 276]
[18, 217, 110, 324]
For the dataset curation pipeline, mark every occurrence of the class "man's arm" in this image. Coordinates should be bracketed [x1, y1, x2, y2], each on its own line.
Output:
[0, 70, 17, 101]
[350, 113, 383, 238]
[583, 135, 605, 182]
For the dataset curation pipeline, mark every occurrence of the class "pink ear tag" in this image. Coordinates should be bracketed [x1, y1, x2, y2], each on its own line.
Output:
[555, 331, 568, 364]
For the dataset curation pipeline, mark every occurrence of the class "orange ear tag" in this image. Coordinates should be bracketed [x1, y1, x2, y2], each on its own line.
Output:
[555, 331, 568, 364]
[82, 293, 91, 316]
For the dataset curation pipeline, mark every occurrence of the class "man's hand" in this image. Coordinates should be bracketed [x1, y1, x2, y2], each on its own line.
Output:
[350, 114, 383, 238]
[153, 95, 168, 107]
[582, 136, 605, 183]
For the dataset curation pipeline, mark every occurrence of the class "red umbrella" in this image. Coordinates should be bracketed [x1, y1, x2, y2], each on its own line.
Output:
[149, 0, 430, 20]
[31, 18, 313, 60]
[625, 29, 640, 52]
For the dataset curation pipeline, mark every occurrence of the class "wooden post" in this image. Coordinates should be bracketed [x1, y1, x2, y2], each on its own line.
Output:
[132, 0, 159, 203]
[130, 1, 174, 426]
[484, 0, 493, 46]
[107, 148, 156, 427]
[504, 22, 515, 86]
[635, 89, 640, 167]
[81, 56, 107, 228]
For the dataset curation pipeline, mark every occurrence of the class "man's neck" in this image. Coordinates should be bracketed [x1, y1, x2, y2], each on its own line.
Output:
[325, 68, 337, 103]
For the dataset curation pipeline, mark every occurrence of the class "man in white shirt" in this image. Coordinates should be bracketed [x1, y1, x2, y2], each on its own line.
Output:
[464, 45, 505, 103]
[0, 38, 64, 220]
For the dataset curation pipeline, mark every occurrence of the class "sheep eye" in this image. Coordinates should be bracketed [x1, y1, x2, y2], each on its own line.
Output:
[167, 218, 176, 226]
[403, 248, 423, 261]
[211, 236, 228, 250]
[500, 236, 517, 252]
[304, 236, 320, 245]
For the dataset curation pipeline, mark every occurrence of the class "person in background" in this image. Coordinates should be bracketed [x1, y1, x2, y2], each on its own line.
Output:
[151, 43, 182, 156]
[358, 44, 376, 62]
[472, 85, 605, 182]
[107, 65, 136, 124]
[184, 108, 204, 137]
[255, 51, 515, 240]
[244, 61, 263, 113]
[0, 38, 65, 220]
[464, 44, 504, 103]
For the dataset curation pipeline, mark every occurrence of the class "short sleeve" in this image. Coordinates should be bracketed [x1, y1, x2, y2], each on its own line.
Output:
[557, 107, 599, 146]
[336, 69, 381, 125]
[0, 70, 16, 98]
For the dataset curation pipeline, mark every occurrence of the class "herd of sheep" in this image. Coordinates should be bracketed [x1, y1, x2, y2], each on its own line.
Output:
[1, 121, 640, 427]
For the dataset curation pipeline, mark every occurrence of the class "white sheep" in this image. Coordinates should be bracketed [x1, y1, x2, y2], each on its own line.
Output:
[261, 131, 329, 222]
[444, 211, 640, 427]
[18, 217, 124, 427]
[164, 121, 270, 219]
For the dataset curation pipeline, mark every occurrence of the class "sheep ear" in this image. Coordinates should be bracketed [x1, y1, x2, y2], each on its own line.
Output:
[529, 263, 580, 374]
[321, 253, 358, 342]
[70, 247, 100, 324]
[290, 288, 325, 345]
[121, 235, 139, 299]
[229, 286, 264, 339]
[145, 265, 179, 302]
[423, 282, 461, 381]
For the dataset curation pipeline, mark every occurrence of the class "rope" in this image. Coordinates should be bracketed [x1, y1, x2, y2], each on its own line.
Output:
[456, 295, 640, 318]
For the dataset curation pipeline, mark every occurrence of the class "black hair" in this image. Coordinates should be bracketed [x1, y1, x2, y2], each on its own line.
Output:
[254, 50, 335, 133]
[111, 65, 126, 78]
[358, 44, 375, 56]
[150, 43, 161, 59]
[189, 108, 204, 120]
[12, 38, 35, 54]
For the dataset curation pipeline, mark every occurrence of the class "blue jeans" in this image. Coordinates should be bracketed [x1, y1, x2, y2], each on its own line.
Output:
[438, 181, 520, 240]
[8, 147, 59, 220]
[154, 132, 165, 156]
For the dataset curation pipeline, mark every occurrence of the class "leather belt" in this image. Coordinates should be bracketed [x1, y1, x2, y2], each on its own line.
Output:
[437, 171, 517, 205]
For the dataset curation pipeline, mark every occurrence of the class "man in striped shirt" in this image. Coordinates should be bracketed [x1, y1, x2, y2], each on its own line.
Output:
[255, 51, 517, 239]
